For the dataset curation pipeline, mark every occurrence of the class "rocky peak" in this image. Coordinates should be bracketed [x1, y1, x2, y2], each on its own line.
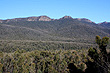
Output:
[75, 18, 94, 23]
[63, 16, 72, 19]
[98, 21, 110, 25]
[60, 16, 73, 20]
[26, 16, 53, 21]
[37, 16, 52, 21]
[0, 16, 53, 23]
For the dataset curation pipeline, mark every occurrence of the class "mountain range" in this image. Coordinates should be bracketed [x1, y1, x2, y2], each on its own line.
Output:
[0, 15, 110, 44]
[0, 16, 95, 23]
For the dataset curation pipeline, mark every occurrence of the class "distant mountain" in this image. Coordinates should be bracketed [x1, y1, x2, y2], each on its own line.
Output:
[98, 21, 110, 28]
[0, 16, 54, 23]
[0, 15, 95, 23]
[0, 16, 110, 44]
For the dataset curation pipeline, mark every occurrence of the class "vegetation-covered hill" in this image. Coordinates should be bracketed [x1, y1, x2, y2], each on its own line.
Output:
[0, 16, 110, 51]
[0, 16, 110, 73]
[0, 16, 110, 41]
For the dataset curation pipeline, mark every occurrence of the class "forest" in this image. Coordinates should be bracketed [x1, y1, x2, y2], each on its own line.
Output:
[0, 35, 110, 73]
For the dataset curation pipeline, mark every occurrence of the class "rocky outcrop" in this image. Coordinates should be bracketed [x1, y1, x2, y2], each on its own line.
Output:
[75, 18, 95, 23]
[59, 16, 73, 20]
[37, 16, 52, 21]
[0, 15, 101, 24]
[0, 20, 3, 23]
[27, 16, 53, 21]
[0, 16, 53, 23]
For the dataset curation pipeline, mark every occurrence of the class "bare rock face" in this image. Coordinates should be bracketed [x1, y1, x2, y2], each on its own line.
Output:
[0, 15, 96, 23]
[37, 16, 52, 21]
[27, 16, 52, 21]
[27, 17, 39, 21]
[0, 20, 3, 23]
[75, 18, 95, 23]
[60, 16, 73, 20]
[0, 16, 53, 22]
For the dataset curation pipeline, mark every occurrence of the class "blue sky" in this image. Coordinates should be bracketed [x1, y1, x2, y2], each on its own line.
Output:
[0, 0, 110, 23]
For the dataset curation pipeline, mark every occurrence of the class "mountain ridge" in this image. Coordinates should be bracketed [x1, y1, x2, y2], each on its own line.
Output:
[0, 15, 110, 51]
[1, 15, 108, 24]
[0, 15, 110, 42]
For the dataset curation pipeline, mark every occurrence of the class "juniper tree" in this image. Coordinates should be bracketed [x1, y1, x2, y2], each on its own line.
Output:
[87, 35, 110, 73]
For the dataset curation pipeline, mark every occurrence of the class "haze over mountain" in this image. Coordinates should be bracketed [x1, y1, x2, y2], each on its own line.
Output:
[0, 15, 110, 44]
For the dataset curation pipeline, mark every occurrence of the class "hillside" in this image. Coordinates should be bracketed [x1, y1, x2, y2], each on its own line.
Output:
[0, 16, 110, 41]
[0, 16, 110, 51]
[99, 21, 110, 28]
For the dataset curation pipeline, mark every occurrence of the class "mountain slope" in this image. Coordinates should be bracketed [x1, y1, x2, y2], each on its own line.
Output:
[0, 16, 110, 44]
[99, 22, 110, 28]
[0, 23, 73, 41]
